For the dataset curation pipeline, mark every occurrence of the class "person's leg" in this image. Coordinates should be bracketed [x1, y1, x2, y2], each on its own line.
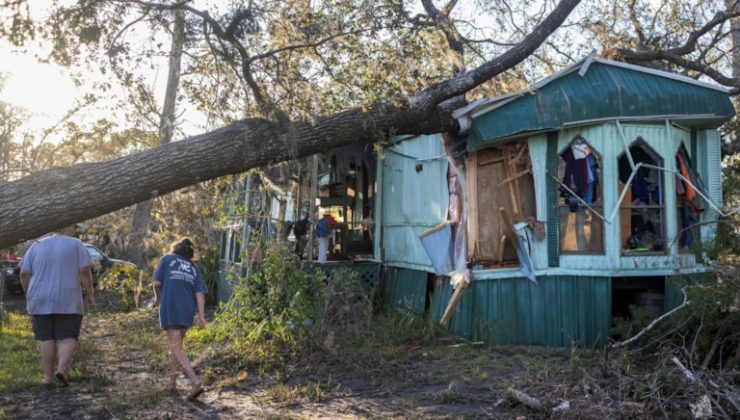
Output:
[166, 328, 201, 386]
[168, 352, 179, 389]
[53, 314, 83, 382]
[40, 340, 56, 384]
[31, 315, 55, 384]
[56, 338, 77, 376]
[318, 237, 328, 263]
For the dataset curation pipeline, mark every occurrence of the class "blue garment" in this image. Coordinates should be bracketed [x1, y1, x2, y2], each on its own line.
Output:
[154, 254, 207, 329]
[317, 217, 331, 238]
[20, 234, 93, 315]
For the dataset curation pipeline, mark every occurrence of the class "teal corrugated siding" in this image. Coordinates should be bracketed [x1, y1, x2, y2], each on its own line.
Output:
[430, 275, 611, 347]
[382, 134, 449, 270]
[467, 62, 734, 150]
[382, 266, 427, 311]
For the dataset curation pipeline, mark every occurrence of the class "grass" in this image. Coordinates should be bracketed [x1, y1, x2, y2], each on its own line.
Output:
[0, 312, 43, 390]
[110, 308, 170, 368]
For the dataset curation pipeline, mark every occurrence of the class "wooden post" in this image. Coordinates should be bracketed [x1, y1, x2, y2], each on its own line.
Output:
[307, 154, 319, 261]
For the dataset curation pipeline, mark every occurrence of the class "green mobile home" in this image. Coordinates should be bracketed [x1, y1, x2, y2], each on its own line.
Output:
[379, 55, 733, 347]
[218, 55, 733, 347]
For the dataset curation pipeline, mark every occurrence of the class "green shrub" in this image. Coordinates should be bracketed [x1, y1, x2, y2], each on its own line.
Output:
[0, 303, 7, 330]
[316, 267, 372, 335]
[198, 246, 220, 305]
[97, 264, 148, 311]
[230, 241, 324, 323]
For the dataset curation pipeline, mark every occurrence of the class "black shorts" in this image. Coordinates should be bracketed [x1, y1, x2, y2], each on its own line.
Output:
[31, 314, 83, 341]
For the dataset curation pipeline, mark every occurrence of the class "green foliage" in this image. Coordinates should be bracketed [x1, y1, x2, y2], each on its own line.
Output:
[198, 245, 220, 305]
[638, 272, 740, 370]
[611, 305, 653, 341]
[0, 312, 43, 390]
[368, 307, 449, 346]
[230, 241, 324, 323]
[316, 267, 372, 335]
[189, 242, 323, 371]
[0, 303, 7, 329]
[97, 264, 147, 311]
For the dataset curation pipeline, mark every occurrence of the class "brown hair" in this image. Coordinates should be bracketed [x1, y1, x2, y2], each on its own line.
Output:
[170, 237, 195, 260]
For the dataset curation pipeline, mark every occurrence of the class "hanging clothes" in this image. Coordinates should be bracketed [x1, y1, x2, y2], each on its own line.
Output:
[561, 143, 599, 210]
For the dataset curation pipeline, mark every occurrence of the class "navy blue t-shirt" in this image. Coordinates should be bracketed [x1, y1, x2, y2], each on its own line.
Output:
[154, 254, 207, 329]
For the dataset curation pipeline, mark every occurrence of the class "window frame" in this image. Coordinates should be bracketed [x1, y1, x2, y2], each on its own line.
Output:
[556, 135, 606, 255]
[618, 137, 668, 256]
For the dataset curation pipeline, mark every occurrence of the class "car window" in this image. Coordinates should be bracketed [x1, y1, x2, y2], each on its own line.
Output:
[86, 246, 104, 262]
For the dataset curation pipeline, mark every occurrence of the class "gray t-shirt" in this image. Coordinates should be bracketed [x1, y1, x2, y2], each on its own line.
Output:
[20, 234, 93, 315]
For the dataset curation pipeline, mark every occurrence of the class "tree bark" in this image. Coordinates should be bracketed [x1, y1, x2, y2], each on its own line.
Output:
[0, 0, 581, 249]
[129, 9, 185, 265]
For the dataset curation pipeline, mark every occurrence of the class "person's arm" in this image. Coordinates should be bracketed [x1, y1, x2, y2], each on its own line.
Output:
[80, 267, 95, 309]
[20, 271, 31, 294]
[195, 292, 206, 328]
[153, 280, 162, 307]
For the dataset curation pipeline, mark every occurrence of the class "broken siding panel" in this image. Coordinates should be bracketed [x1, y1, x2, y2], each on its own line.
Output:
[382, 134, 449, 270]
[528, 135, 549, 270]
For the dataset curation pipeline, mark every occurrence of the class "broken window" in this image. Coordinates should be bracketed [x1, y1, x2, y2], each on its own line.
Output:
[675, 143, 704, 252]
[467, 141, 536, 267]
[619, 139, 665, 255]
[557, 136, 604, 253]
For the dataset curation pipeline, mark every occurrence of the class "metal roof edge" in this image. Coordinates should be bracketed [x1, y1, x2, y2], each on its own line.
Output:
[591, 57, 732, 94]
[561, 114, 729, 127]
[468, 114, 729, 151]
[452, 94, 519, 133]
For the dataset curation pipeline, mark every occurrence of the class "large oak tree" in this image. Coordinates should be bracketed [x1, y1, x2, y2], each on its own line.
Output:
[2, 0, 740, 249]
[0, 0, 581, 248]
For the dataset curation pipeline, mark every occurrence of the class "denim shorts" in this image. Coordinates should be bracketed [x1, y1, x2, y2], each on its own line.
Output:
[31, 314, 83, 341]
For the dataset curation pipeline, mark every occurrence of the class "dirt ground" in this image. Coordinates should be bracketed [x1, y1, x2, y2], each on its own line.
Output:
[1, 294, 656, 419]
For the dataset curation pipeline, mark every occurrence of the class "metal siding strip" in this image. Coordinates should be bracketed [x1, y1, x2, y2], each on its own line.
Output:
[705, 130, 722, 241]
[546, 132, 560, 267]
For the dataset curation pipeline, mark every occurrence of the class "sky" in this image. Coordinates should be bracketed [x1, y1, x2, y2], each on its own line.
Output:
[1, 0, 497, 137]
[0, 0, 208, 138]
[0, 0, 79, 131]
[0, 44, 79, 128]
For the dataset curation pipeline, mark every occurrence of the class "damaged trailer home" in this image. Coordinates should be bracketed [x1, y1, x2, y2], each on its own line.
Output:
[379, 55, 734, 347]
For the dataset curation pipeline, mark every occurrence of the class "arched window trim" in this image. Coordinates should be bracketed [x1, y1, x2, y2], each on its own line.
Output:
[618, 137, 667, 255]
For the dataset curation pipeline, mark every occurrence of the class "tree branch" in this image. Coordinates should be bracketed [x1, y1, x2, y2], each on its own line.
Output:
[408, 0, 581, 110]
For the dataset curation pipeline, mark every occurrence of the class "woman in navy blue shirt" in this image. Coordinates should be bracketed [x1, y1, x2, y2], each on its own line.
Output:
[153, 237, 207, 400]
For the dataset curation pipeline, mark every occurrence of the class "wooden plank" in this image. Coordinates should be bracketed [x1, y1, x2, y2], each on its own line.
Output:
[477, 155, 506, 166]
[500, 207, 520, 250]
[440, 281, 468, 326]
[504, 150, 521, 216]
[498, 168, 532, 187]
[498, 235, 507, 263]
[466, 152, 479, 257]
